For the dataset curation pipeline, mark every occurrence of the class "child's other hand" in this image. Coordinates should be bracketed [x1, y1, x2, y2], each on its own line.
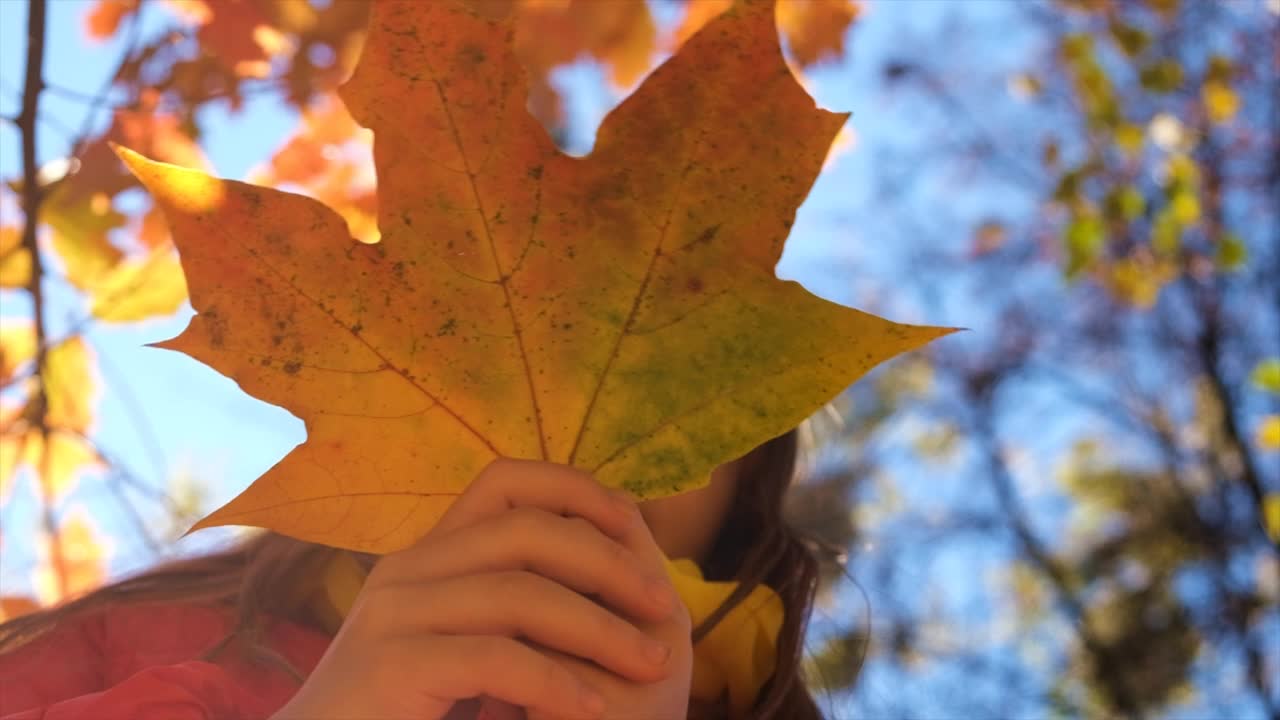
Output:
[271, 458, 692, 720]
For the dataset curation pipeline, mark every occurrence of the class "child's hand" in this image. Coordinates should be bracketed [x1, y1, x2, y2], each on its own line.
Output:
[271, 458, 693, 720]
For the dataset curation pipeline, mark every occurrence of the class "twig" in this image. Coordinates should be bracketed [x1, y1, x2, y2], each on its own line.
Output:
[970, 390, 1145, 719]
[17, 0, 67, 600]
[93, 343, 169, 483]
[68, 0, 148, 160]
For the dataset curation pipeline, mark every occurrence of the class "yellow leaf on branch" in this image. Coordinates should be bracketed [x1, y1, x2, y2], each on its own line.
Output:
[1264, 494, 1280, 544]
[17, 429, 102, 503]
[775, 0, 860, 67]
[43, 337, 98, 434]
[1256, 415, 1280, 452]
[0, 321, 36, 382]
[90, 250, 189, 323]
[43, 185, 126, 291]
[34, 509, 110, 605]
[0, 226, 32, 288]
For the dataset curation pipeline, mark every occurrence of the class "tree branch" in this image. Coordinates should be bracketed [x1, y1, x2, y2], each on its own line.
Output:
[16, 0, 68, 599]
[970, 389, 1145, 719]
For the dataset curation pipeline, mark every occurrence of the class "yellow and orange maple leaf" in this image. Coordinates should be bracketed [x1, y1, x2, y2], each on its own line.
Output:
[119, 0, 947, 554]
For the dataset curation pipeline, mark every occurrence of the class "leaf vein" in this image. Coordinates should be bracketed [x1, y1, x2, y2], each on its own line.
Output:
[231, 243, 498, 453]
[567, 130, 709, 464]
[419, 47, 547, 459]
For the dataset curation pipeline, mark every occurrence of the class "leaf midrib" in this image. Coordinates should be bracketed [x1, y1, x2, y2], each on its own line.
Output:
[567, 129, 709, 466]
[419, 38, 549, 461]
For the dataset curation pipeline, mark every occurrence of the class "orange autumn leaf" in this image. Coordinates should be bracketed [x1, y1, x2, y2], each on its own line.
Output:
[263, 94, 364, 186]
[168, 0, 287, 79]
[776, 0, 861, 67]
[512, 0, 658, 127]
[38, 101, 208, 290]
[84, 0, 139, 41]
[674, 0, 733, 47]
[120, 0, 949, 554]
[66, 100, 212, 211]
[675, 0, 861, 67]
[516, 0, 657, 87]
[254, 94, 378, 243]
[137, 206, 173, 251]
[116, 106, 210, 174]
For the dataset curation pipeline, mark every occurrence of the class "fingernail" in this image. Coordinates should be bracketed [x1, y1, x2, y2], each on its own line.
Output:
[579, 685, 606, 715]
[646, 577, 675, 613]
[643, 638, 671, 665]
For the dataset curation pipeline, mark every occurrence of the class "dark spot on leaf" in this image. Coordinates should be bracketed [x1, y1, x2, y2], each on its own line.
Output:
[203, 306, 227, 348]
[437, 318, 458, 336]
[351, 322, 363, 334]
[695, 224, 720, 246]
[272, 334, 284, 347]
[527, 165, 543, 180]
[459, 43, 485, 65]
[687, 277, 704, 293]
[283, 360, 302, 375]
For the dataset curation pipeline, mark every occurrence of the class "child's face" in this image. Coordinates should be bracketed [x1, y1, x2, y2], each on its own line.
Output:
[637, 459, 742, 564]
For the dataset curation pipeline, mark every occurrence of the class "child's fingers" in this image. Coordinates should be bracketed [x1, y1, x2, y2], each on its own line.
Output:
[369, 570, 674, 683]
[605, 497, 692, 636]
[387, 634, 604, 720]
[376, 506, 677, 623]
[427, 458, 634, 540]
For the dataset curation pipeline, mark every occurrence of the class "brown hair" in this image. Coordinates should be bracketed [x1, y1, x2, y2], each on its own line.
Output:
[0, 430, 824, 719]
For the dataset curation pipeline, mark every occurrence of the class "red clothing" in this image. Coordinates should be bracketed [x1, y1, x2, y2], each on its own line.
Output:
[0, 603, 329, 720]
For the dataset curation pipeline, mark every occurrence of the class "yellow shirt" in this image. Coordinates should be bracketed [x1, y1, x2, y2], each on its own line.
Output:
[308, 550, 783, 718]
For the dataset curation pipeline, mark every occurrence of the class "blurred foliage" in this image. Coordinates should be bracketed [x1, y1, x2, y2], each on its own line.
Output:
[781, 0, 1279, 718]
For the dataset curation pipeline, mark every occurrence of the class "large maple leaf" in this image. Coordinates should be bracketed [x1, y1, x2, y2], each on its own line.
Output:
[118, 0, 948, 554]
